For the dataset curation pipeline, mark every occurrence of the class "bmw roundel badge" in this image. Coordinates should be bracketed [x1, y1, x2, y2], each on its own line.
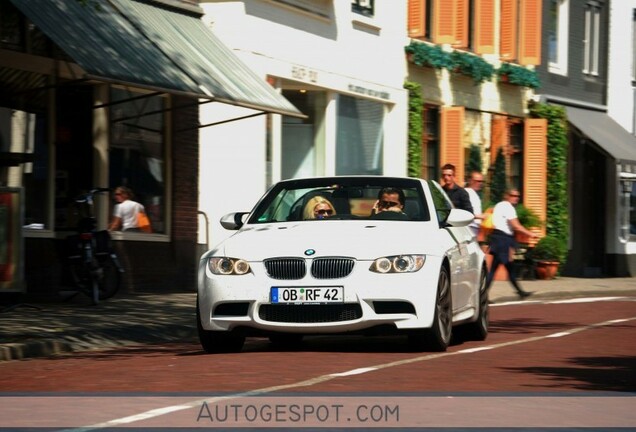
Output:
[304, 249, 316, 256]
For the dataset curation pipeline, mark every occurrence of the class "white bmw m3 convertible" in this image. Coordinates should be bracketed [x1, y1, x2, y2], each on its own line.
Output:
[197, 176, 488, 353]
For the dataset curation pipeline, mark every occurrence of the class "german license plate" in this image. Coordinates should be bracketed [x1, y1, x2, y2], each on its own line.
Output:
[270, 286, 344, 304]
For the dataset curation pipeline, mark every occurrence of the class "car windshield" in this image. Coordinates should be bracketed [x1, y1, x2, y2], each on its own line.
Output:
[248, 177, 430, 223]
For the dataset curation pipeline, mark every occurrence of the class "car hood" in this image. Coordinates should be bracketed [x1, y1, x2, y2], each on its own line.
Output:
[207, 221, 448, 261]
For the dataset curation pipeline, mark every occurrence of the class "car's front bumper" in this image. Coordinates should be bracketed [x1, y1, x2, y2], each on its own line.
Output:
[197, 256, 444, 334]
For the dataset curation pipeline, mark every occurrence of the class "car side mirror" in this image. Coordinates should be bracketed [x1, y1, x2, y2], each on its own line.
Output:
[446, 209, 474, 227]
[220, 212, 249, 230]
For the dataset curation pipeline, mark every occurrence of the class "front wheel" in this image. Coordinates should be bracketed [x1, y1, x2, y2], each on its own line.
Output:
[409, 265, 453, 352]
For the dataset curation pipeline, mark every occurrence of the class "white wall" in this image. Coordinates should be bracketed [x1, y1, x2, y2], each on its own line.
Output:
[198, 0, 409, 247]
[606, 1, 636, 257]
[607, 0, 636, 133]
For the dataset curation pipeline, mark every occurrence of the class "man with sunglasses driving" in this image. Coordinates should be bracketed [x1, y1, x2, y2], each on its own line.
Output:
[370, 187, 409, 220]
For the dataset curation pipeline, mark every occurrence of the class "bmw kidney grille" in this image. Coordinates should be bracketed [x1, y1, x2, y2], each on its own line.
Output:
[264, 257, 355, 280]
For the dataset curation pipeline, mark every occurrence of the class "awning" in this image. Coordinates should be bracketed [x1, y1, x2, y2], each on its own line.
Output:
[8, 0, 303, 118]
[565, 106, 636, 164]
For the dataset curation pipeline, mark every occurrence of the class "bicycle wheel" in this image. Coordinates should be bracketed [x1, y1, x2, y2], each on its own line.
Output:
[69, 260, 91, 292]
[95, 256, 122, 300]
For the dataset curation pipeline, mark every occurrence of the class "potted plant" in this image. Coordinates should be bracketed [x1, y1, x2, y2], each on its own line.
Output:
[515, 204, 542, 246]
[528, 235, 566, 280]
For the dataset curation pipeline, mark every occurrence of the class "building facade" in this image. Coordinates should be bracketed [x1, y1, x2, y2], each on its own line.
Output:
[406, 0, 548, 225]
[0, 0, 299, 297]
[535, 0, 636, 276]
[198, 0, 409, 246]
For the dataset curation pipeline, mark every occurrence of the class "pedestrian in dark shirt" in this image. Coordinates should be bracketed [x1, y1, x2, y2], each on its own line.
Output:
[441, 163, 473, 213]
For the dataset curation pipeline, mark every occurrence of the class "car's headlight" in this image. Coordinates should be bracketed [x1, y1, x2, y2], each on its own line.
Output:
[370, 255, 425, 273]
[208, 257, 251, 275]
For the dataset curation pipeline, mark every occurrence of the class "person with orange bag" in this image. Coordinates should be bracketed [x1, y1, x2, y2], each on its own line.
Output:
[108, 186, 151, 233]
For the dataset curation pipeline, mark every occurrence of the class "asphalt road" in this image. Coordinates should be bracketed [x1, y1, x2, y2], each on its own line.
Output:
[1, 295, 635, 429]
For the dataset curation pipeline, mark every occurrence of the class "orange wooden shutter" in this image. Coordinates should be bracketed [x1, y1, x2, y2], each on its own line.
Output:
[490, 115, 509, 165]
[519, 0, 542, 65]
[500, 0, 518, 60]
[453, 0, 469, 48]
[408, 0, 426, 38]
[434, 0, 469, 47]
[440, 106, 465, 184]
[475, 0, 496, 54]
[523, 118, 547, 233]
[434, 0, 455, 44]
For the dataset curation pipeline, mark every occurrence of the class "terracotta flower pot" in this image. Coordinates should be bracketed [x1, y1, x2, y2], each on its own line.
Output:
[535, 260, 559, 280]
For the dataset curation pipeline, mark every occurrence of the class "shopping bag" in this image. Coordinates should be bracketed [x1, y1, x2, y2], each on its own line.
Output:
[137, 211, 152, 233]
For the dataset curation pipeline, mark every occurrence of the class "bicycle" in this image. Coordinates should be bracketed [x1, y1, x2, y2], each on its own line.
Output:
[65, 188, 124, 305]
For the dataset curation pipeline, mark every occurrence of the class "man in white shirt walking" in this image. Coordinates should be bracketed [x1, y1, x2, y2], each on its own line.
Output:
[485, 188, 538, 298]
[465, 171, 486, 238]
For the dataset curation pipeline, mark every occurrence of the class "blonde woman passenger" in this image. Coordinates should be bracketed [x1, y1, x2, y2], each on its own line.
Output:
[303, 196, 336, 220]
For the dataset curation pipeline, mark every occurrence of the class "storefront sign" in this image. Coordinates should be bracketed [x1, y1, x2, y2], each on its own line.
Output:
[347, 84, 390, 100]
[291, 65, 318, 83]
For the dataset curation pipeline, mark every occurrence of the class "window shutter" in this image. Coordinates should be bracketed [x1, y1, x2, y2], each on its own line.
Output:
[523, 118, 547, 233]
[408, 0, 426, 38]
[453, 0, 469, 48]
[440, 106, 465, 184]
[490, 115, 509, 165]
[519, 0, 542, 65]
[434, 0, 456, 44]
[500, 0, 518, 60]
[475, 0, 495, 54]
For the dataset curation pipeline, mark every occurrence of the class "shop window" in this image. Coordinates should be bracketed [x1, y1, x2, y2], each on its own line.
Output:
[335, 94, 384, 175]
[109, 88, 165, 233]
[54, 85, 93, 231]
[1, 107, 48, 230]
[281, 89, 324, 180]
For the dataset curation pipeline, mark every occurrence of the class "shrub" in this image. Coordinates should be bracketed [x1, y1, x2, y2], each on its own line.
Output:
[529, 235, 567, 263]
[516, 204, 542, 228]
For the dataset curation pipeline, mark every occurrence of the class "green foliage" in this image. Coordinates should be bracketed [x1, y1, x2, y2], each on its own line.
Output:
[405, 42, 454, 70]
[405, 42, 495, 85]
[528, 235, 567, 263]
[465, 144, 482, 189]
[404, 81, 423, 178]
[516, 204, 542, 228]
[496, 63, 540, 88]
[490, 147, 507, 203]
[450, 51, 495, 84]
[529, 103, 569, 262]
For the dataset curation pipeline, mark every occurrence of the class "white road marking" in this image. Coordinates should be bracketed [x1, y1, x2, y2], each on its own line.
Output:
[492, 296, 633, 307]
[330, 367, 377, 376]
[64, 298, 636, 431]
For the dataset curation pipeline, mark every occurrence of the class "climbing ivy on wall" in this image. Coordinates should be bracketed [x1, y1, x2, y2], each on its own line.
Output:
[529, 102, 569, 257]
[404, 81, 423, 178]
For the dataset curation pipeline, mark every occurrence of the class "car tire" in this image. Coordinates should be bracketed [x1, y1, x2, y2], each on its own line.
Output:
[269, 333, 304, 347]
[459, 267, 489, 341]
[409, 265, 452, 352]
[196, 297, 245, 354]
